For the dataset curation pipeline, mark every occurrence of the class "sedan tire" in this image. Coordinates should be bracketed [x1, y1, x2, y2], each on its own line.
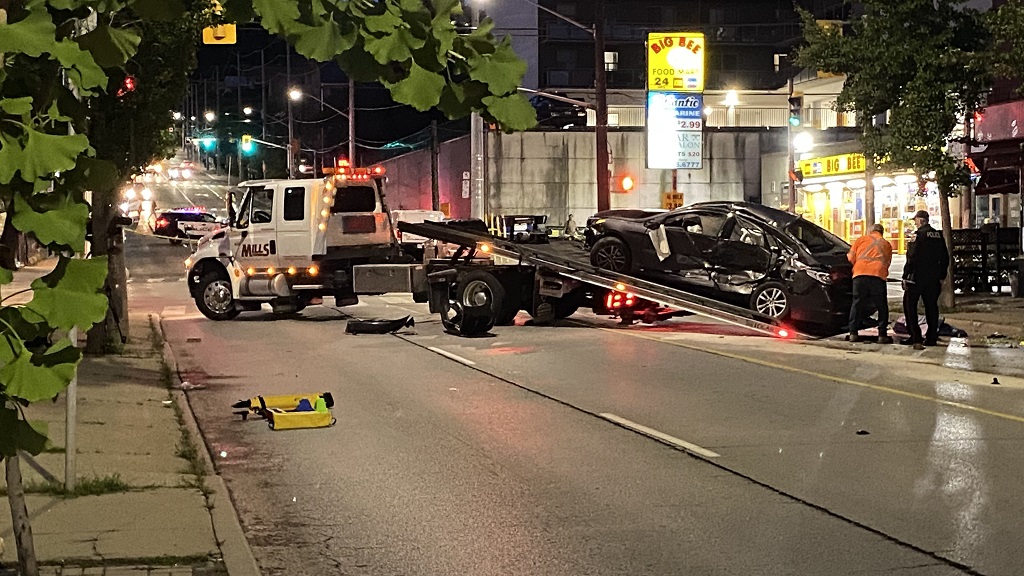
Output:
[750, 281, 790, 320]
[590, 236, 632, 273]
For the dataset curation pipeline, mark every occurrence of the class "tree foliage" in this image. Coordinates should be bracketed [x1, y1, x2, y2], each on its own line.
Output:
[796, 0, 992, 192]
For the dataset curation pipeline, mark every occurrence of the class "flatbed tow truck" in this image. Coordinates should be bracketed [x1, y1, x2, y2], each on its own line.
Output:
[183, 167, 803, 339]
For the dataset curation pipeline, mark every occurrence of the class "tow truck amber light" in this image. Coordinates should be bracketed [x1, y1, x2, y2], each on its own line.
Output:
[321, 209, 329, 218]
[287, 267, 297, 275]
[615, 283, 626, 291]
[267, 267, 276, 275]
[323, 196, 331, 204]
[478, 243, 491, 253]
[318, 223, 327, 231]
[371, 165, 385, 175]
[307, 265, 318, 276]
[246, 267, 255, 276]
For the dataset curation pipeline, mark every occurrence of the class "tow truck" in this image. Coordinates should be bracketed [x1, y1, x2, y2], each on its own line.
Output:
[184, 164, 802, 339]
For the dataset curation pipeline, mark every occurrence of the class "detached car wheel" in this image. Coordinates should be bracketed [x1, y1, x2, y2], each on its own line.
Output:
[750, 282, 790, 320]
[590, 237, 632, 273]
[195, 272, 240, 321]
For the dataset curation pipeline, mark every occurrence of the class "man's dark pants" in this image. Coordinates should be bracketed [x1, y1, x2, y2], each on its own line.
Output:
[849, 276, 889, 336]
[903, 281, 941, 344]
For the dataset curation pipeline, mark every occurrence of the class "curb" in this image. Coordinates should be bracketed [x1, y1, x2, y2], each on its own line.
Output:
[153, 314, 262, 576]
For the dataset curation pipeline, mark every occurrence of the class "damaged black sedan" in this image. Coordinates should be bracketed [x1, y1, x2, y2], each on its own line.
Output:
[586, 202, 853, 334]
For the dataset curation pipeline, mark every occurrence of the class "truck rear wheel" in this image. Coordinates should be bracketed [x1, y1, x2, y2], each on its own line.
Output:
[195, 271, 240, 321]
[458, 270, 514, 325]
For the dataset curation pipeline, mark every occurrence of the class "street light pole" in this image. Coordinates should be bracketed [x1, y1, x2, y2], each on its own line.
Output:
[286, 47, 294, 178]
[594, 0, 610, 213]
[349, 78, 357, 165]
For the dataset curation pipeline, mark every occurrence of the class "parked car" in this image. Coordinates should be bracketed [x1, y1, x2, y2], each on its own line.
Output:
[586, 202, 854, 334]
[154, 208, 225, 245]
[530, 93, 587, 129]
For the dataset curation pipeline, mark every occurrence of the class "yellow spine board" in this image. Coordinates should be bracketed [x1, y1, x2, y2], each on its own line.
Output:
[268, 409, 335, 431]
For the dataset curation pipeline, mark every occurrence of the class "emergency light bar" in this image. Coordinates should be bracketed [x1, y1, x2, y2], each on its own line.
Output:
[332, 164, 387, 181]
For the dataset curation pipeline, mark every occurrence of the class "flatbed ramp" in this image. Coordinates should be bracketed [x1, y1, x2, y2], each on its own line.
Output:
[399, 221, 805, 339]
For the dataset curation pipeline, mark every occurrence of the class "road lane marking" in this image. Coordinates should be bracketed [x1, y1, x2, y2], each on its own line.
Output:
[203, 185, 224, 201]
[426, 346, 476, 366]
[171, 182, 193, 206]
[601, 327, 1024, 425]
[599, 413, 720, 458]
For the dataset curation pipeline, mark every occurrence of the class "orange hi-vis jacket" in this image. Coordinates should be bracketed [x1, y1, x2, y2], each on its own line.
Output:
[848, 231, 893, 279]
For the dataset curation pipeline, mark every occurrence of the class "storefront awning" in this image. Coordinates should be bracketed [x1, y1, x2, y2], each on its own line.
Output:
[975, 166, 1020, 196]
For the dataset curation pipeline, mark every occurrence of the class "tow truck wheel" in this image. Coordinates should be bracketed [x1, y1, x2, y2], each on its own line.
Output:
[590, 237, 632, 273]
[750, 282, 790, 320]
[456, 270, 511, 325]
[195, 272, 240, 321]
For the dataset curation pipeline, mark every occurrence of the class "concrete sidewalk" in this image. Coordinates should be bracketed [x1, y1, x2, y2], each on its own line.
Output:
[0, 310, 258, 572]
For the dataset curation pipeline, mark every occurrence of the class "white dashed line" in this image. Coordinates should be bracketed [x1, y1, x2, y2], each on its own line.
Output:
[599, 413, 721, 458]
[426, 347, 476, 366]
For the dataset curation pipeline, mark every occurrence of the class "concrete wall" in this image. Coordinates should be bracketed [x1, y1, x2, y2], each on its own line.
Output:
[486, 130, 783, 225]
[379, 137, 471, 218]
[381, 129, 786, 225]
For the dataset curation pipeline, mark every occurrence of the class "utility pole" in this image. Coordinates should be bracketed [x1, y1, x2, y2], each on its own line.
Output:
[286, 46, 294, 178]
[236, 51, 243, 184]
[431, 120, 440, 211]
[349, 78, 356, 165]
[594, 0, 610, 213]
[469, 8, 485, 218]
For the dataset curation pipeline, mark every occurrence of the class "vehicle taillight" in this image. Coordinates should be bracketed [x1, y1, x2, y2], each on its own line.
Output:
[156, 217, 168, 228]
[604, 290, 637, 310]
[396, 229, 402, 242]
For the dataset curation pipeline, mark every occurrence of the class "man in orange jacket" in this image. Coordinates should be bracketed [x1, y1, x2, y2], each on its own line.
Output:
[848, 223, 894, 343]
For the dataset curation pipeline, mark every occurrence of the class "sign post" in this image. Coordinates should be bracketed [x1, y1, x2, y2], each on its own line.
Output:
[646, 33, 706, 172]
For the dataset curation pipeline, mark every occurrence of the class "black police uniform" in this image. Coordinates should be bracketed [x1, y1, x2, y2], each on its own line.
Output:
[902, 223, 949, 345]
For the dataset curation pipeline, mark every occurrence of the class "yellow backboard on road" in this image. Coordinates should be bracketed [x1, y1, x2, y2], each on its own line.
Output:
[203, 24, 236, 44]
[647, 32, 705, 92]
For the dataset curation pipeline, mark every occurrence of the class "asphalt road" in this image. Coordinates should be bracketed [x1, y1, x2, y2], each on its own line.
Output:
[127, 163, 1024, 576]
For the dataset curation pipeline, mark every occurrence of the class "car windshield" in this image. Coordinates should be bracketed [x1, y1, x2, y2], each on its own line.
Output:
[784, 218, 849, 254]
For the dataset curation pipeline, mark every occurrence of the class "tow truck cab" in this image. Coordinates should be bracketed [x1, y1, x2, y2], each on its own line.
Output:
[186, 165, 403, 320]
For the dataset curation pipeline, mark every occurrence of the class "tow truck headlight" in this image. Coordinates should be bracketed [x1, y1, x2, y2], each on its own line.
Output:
[141, 188, 153, 200]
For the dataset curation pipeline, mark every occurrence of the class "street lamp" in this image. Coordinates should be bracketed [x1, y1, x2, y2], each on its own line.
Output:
[287, 88, 355, 167]
[243, 106, 253, 116]
[204, 111, 216, 123]
[172, 111, 182, 121]
[288, 87, 303, 102]
[793, 132, 815, 155]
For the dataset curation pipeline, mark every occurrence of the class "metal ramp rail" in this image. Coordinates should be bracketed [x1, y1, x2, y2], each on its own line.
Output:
[399, 221, 805, 339]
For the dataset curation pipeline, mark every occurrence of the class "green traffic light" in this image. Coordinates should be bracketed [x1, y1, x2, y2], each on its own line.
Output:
[788, 115, 801, 127]
[202, 137, 216, 150]
[241, 141, 255, 154]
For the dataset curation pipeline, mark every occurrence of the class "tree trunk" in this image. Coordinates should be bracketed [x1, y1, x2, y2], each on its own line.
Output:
[938, 188, 956, 310]
[5, 454, 39, 576]
[864, 156, 876, 229]
[85, 186, 128, 354]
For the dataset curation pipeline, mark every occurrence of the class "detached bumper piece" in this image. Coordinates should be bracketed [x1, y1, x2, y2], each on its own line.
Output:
[345, 316, 415, 334]
[232, 392, 336, 431]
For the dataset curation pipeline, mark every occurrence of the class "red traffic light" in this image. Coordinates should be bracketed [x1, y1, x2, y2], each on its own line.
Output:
[620, 175, 635, 192]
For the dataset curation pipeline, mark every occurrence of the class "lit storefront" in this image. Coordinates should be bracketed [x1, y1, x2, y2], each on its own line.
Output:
[794, 152, 956, 253]
[972, 100, 1024, 228]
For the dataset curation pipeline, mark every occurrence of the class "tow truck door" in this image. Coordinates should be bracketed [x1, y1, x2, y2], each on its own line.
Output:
[276, 183, 313, 269]
[235, 185, 278, 270]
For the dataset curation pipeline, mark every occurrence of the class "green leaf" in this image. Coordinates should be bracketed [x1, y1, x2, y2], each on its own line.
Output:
[20, 129, 91, 183]
[131, 0, 188, 21]
[1, 338, 80, 403]
[291, 17, 355, 61]
[364, 27, 425, 65]
[364, 8, 403, 34]
[12, 193, 91, 252]
[0, 269, 12, 286]
[50, 39, 109, 94]
[387, 62, 445, 111]
[0, 133, 25, 185]
[0, 307, 49, 348]
[0, 407, 49, 458]
[468, 38, 527, 95]
[74, 23, 142, 68]
[0, 97, 33, 116]
[253, 0, 300, 35]
[26, 257, 108, 332]
[482, 93, 538, 131]
[0, 8, 57, 58]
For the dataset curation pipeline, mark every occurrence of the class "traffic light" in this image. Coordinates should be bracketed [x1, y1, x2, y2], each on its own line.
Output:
[116, 75, 137, 98]
[240, 134, 254, 154]
[202, 137, 216, 150]
[788, 95, 803, 127]
[615, 174, 635, 193]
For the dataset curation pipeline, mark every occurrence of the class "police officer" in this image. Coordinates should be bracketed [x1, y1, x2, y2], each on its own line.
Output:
[902, 210, 949, 350]
[848, 223, 893, 343]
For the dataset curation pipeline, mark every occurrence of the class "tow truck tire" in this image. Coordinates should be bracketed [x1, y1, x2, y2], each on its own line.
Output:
[590, 236, 632, 273]
[750, 282, 790, 320]
[195, 272, 240, 321]
[456, 270, 510, 326]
